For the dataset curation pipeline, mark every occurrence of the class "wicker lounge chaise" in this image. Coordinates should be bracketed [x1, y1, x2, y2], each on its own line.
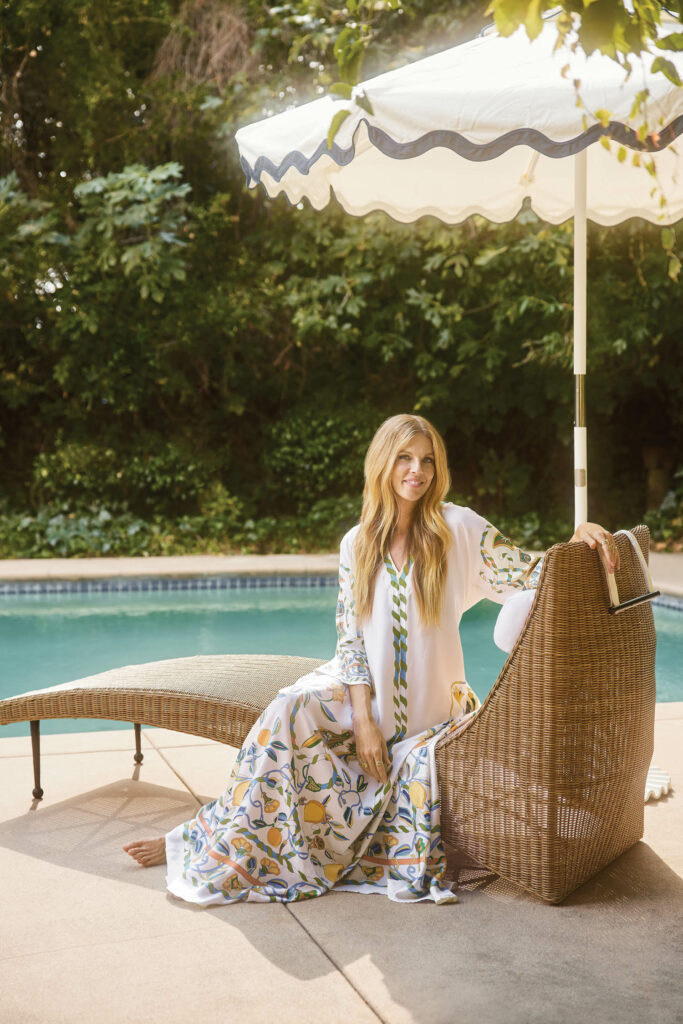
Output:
[0, 527, 657, 903]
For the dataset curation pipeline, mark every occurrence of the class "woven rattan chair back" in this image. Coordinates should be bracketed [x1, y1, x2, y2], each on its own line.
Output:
[436, 525, 657, 904]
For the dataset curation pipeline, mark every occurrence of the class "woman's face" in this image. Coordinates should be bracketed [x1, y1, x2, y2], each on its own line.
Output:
[390, 433, 436, 507]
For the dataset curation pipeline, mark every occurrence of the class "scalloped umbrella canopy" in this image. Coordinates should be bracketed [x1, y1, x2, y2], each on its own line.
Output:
[235, 8, 683, 524]
[236, 11, 683, 224]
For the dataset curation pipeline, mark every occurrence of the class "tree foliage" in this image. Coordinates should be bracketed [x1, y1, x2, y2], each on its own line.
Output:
[0, 0, 681, 556]
[489, 0, 683, 78]
[324, 1, 683, 87]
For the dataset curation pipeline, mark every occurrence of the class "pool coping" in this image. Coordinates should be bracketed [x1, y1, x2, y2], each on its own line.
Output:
[0, 552, 340, 581]
[0, 554, 343, 595]
[0, 551, 681, 600]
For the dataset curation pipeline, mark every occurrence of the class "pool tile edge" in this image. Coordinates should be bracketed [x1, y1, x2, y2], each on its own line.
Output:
[0, 574, 340, 595]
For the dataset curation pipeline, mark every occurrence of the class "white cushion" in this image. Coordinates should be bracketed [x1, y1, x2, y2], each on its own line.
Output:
[493, 589, 536, 653]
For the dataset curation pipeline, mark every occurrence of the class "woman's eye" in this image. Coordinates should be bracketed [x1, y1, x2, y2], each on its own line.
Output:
[423, 457, 434, 464]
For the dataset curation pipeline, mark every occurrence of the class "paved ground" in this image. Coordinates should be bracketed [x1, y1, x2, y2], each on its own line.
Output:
[1, 550, 680, 1021]
[649, 551, 683, 597]
[0, 705, 681, 1024]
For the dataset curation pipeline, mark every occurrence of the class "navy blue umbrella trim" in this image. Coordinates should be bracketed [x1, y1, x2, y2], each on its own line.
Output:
[240, 113, 683, 187]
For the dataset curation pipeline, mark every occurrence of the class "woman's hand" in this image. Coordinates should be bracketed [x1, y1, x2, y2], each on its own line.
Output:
[570, 521, 620, 574]
[353, 716, 391, 785]
[347, 684, 391, 784]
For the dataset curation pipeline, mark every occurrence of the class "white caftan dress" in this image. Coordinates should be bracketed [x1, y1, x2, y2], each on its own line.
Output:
[165, 504, 541, 905]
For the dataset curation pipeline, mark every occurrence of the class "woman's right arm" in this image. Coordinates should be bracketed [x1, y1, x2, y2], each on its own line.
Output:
[336, 536, 389, 784]
[347, 683, 390, 785]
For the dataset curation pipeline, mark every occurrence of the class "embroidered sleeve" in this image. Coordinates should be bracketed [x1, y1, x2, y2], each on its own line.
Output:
[476, 521, 543, 603]
[335, 543, 373, 690]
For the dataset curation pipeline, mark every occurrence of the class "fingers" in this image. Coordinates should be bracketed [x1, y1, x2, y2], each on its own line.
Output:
[589, 532, 620, 574]
[357, 744, 390, 784]
[359, 754, 386, 783]
[381, 738, 392, 783]
[597, 536, 620, 574]
[573, 522, 620, 574]
[356, 750, 374, 780]
[354, 715, 392, 784]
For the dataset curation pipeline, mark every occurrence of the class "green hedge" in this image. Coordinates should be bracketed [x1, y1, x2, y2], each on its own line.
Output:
[1, 1, 681, 554]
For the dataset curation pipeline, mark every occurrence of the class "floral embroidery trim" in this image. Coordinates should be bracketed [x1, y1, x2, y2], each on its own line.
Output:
[478, 524, 541, 594]
[385, 557, 409, 744]
[336, 561, 373, 688]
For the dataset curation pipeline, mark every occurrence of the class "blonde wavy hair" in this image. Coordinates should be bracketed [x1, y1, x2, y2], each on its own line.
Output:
[353, 414, 452, 626]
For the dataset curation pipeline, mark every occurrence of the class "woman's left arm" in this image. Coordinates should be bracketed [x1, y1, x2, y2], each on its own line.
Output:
[469, 513, 619, 652]
[467, 508, 621, 610]
[468, 514, 543, 608]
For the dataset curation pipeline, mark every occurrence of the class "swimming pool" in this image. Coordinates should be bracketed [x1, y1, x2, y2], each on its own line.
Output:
[0, 584, 680, 737]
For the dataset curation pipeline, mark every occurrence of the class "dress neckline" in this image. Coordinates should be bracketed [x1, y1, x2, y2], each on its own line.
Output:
[385, 553, 412, 579]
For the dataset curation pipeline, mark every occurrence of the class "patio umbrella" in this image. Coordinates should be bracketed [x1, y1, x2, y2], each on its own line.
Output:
[235, 8, 683, 526]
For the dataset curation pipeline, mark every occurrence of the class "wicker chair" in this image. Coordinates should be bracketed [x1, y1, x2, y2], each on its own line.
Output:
[436, 524, 657, 903]
[0, 527, 656, 903]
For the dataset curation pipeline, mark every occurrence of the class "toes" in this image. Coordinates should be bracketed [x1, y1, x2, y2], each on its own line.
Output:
[138, 852, 165, 867]
[123, 844, 149, 864]
[123, 838, 165, 867]
[123, 839, 155, 853]
[124, 849, 145, 862]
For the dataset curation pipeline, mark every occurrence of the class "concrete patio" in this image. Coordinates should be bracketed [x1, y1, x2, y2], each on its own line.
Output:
[0, 703, 681, 1024]
[1, 550, 681, 1023]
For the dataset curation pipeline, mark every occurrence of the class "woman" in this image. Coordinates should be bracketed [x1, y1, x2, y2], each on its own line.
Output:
[124, 414, 619, 904]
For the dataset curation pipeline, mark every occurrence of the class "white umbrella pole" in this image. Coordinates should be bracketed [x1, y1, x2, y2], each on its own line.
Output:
[573, 150, 588, 529]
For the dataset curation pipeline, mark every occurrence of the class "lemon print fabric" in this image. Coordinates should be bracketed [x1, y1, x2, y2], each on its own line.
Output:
[164, 503, 535, 908]
[449, 682, 478, 719]
[165, 671, 475, 907]
[408, 781, 427, 809]
[230, 780, 250, 808]
[267, 826, 282, 847]
[302, 799, 327, 823]
[324, 863, 343, 883]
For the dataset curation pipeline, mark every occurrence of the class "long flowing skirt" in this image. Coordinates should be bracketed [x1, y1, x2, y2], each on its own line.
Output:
[165, 673, 479, 905]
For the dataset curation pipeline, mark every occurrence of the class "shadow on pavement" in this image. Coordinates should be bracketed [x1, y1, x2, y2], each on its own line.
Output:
[1, 778, 682, 1023]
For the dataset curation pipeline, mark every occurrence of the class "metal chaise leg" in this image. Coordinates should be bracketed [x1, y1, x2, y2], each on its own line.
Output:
[30, 720, 43, 800]
[29, 719, 143, 799]
[134, 723, 144, 764]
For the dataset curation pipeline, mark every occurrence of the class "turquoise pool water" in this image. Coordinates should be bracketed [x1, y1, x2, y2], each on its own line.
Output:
[0, 588, 680, 737]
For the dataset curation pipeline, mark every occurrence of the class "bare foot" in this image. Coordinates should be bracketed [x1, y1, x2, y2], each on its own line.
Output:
[123, 838, 166, 867]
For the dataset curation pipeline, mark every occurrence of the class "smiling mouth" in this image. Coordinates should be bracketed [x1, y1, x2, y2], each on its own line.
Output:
[403, 479, 425, 487]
